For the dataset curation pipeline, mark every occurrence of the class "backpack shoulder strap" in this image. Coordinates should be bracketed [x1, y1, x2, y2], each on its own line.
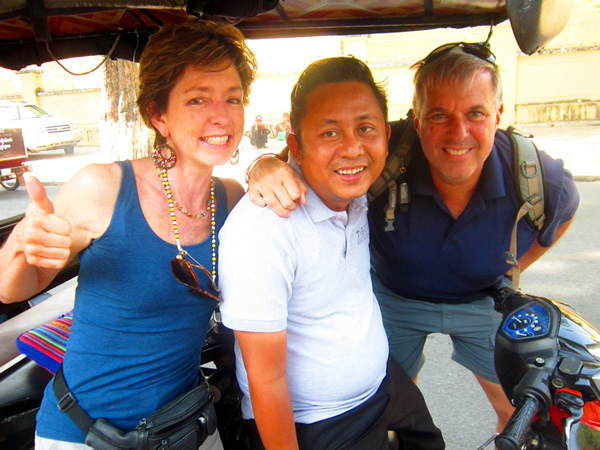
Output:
[506, 126, 546, 230]
[368, 110, 417, 231]
[367, 109, 417, 203]
[502, 126, 546, 289]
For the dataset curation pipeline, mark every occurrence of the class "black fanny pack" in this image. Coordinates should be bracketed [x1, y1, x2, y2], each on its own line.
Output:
[53, 366, 217, 449]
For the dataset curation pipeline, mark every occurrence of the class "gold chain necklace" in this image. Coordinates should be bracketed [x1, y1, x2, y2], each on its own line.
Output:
[157, 167, 217, 282]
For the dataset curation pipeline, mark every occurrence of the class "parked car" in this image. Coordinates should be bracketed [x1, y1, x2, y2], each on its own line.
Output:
[0, 100, 81, 155]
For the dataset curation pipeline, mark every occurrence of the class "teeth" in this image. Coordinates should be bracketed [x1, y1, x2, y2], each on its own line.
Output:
[445, 148, 469, 155]
[203, 136, 228, 146]
[337, 167, 365, 175]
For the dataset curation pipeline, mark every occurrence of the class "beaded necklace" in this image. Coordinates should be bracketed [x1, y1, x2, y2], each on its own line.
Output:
[157, 167, 217, 283]
[173, 198, 211, 219]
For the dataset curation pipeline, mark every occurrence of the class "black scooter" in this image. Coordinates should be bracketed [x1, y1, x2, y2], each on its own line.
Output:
[478, 288, 600, 450]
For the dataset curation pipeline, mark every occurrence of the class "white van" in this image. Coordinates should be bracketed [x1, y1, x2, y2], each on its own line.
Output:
[0, 100, 81, 154]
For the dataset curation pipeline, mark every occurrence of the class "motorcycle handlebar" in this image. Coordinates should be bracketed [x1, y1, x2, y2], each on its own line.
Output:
[495, 396, 539, 450]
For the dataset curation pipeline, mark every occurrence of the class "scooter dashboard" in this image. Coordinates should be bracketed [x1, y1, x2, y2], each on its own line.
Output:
[503, 303, 551, 340]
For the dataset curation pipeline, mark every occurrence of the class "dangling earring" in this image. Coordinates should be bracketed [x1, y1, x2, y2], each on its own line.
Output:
[229, 148, 240, 165]
[152, 143, 177, 170]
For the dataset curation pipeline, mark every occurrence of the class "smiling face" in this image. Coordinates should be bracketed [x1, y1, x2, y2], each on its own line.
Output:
[151, 63, 244, 169]
[414, 70, 502, 189]
[288, 81, 389, 211]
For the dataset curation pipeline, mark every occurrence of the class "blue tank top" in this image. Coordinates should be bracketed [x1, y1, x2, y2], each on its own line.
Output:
[36, 160, 228, 442]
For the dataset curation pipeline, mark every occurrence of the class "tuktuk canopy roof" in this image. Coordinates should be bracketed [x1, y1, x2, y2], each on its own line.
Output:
[0, 0, 574, 70]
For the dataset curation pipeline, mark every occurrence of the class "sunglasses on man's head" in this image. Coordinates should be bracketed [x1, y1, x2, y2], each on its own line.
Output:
[417, 42, 497, 68]
[171, 251, 221, 302]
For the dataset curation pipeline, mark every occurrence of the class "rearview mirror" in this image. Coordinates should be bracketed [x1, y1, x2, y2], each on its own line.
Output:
[507, 0, 575, 54]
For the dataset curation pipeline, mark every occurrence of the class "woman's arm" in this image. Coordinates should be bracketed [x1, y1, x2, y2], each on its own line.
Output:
[0, 177, 72, 302]
[246, 149, 308, 218]
[0, 164, 120, 303]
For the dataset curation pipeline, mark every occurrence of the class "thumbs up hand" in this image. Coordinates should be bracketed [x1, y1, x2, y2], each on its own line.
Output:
[20, 175, 73, 269]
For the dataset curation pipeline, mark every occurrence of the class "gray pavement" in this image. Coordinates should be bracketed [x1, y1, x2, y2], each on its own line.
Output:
[420, 180, 600, 449]
[416, 123, 600, 448]
[517, 123, 600, 181]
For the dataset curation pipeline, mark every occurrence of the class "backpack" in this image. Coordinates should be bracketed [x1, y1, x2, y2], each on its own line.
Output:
[367, 110, 546, 289]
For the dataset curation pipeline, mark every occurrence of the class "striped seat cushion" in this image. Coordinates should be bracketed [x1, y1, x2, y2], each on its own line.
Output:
[16, 312, 72, 374]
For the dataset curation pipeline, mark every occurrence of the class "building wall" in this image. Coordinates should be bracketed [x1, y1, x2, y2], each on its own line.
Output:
[323, 0, 600, 127]
[513, 0, 600, 124]
[516, 50, 600, 123]
[38, 90, 102, 145]
[0, 58, 104, 146]
[243, 35, 341, 129]
[333, 24, 520, 125]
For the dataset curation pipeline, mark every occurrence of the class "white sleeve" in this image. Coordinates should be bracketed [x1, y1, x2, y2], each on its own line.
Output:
[218, 196, 296, 333]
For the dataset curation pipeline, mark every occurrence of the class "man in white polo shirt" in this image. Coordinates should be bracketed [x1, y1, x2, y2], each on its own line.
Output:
[218, 56, 444, 450]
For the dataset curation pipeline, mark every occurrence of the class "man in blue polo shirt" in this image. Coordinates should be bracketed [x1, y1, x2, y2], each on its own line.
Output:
[246, 43, 580, 433]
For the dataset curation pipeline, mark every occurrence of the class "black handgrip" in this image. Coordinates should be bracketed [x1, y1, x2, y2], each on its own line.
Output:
[495, 396, 539, 450]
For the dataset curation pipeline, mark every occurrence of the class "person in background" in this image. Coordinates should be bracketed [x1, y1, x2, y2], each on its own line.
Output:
[274, 111, 292, 140]
[245, 42, 580, 433]
[251, 114, 269, 148]
[0, 20, 256, 448]
[219, 56, 444, 450]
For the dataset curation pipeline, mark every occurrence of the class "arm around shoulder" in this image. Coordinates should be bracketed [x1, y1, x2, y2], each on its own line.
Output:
[246, 151, 307, 217]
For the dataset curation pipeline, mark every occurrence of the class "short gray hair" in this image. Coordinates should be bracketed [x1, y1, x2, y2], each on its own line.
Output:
[411, 47, 502, 118]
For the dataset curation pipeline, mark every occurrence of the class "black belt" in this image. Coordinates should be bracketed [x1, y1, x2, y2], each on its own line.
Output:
[53, 365, 95, 433]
